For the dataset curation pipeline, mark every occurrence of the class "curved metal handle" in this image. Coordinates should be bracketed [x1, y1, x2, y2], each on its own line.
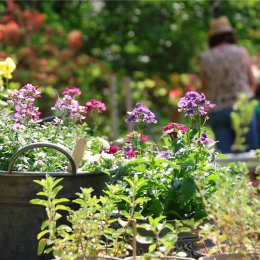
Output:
[8, 142, 77, 175]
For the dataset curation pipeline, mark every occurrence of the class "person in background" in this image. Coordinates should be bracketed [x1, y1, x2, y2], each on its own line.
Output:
[200, 15, 258, 153]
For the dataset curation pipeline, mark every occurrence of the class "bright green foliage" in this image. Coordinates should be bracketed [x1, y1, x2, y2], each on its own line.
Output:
[136, 216, 190, 258]
[231, 92, 258, 152]
[194, 172, 260, 258]
[30, 174, 150, 259]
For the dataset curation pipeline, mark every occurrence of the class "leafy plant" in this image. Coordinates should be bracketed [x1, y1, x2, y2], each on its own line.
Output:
[194, 171, 260, 259]
[136, 216, 191, 259]
[231, 92, 258, 152]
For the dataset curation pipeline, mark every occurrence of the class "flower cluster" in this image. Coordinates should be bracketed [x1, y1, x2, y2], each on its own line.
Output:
[198, 133, 214, 145]
[0, 57, 16, 79]
[126, 132, 148, 142]
[162, 122, 187, 137]
[84, 99, 106, 113]
[178, 91, 215, 117]
[125, 103, 157, 124]
[62, 86, 81, 97]
[51, 95, 85, 121]
[7, 84, 42, 127]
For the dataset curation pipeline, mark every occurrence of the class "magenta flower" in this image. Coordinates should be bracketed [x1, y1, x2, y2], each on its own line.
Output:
[125, 103, 157, 124]
[178, 91, 215, 117]
[126, 151, 136, 158]
[198, 133, 214, 145]
[62, 86, 81, 96]
[162, 122, 187, 137]
[84, 99, 106, 113]
[106, 146, 121, 154]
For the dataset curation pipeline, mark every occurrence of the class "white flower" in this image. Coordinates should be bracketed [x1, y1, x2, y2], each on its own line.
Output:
[100, 151, 115, 160]
[90, 154, 101, 163]
[37, 152, 46, 158]
[83, 151, 93, 161]
[97, 137, 110, 149]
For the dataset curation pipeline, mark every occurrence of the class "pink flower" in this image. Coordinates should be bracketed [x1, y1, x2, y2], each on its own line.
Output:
[106, 146, 121, 154]
[62, 86, 81, 96]
[126, 151, 136, 158]
[127, 132, 148, 142]
[84, 99, 106, 113]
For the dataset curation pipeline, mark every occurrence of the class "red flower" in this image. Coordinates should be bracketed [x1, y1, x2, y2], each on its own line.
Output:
[169, 89, 181, 99]
[106, 146, 121, 154]
[162, 122, 187, 137]
[68, 30, 83, 49]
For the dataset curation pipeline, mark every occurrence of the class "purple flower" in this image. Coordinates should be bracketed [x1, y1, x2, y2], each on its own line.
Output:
[178, 91, 215, 117]
[198, 133, 214, 145]
[52, 95, 86, 121]
[84, 99, 106, 113]
[125, 103, 157, 124]
[160, 152, 171, 159]
[124, 144, 134, 153]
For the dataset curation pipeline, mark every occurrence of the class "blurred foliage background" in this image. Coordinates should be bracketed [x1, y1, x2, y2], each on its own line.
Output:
[1, 0, 260, 139]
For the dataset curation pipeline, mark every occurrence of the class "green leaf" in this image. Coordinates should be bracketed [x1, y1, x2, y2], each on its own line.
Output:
[136, 235, 153, 244]
[181, 178, 196, 202]
[120, 210, 130, 218]
[30, 199, 48, 206]
[134, 165, 146, 172]
[108, 219, 118, 224]
[37, 230, 49, 240]
[136, 223, 151, 230]
[73, 198, 85, 205]
[52, 198, 70, 205]
[118, 218, 128, 228]
[217, 154, 226, 159]
[149, 199, 163, 217]
[56, 205, 70, 211]
[166, 210, 180, 219]
[53, 186, 63, 197]
[193, 209, 207, 219]
[41, 220, 49, 230]
[53, 248, 62, 257]
[34, 180, 46, 187]
[149, 243, 157, 252]
[120, 195, 131, 204]
[44, 248, 53, 254]
[135, 197, 150, 204]
[102, 170, 111, 175]
[133, 212, 146, 220]
[182, 219, 194, 226]
[36, 192, 46, 196]
[37, 239, 47, 255]
[177, 227, 191, 233]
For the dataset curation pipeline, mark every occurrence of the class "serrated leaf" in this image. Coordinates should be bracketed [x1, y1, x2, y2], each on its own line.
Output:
[37, 239, 47, 255]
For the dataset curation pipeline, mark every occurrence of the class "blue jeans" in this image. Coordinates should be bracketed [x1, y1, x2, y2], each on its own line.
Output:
[208, 107, 258, 153]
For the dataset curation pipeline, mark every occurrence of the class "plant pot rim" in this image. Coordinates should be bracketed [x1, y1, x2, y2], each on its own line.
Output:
[0, 168, 115, 177]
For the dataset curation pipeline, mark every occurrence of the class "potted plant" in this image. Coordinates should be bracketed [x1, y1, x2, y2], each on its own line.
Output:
[0, 68, 121, 259]
[30, 174, 155, 260]
[110, 92, 227, 256]
[191, 169, 260, 260]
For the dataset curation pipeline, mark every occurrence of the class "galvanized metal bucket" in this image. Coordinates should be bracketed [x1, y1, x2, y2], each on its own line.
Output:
[0, 143, 113, 260]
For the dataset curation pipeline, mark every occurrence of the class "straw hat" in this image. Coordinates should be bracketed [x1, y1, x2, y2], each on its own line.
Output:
[209, 16, 234, 36]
